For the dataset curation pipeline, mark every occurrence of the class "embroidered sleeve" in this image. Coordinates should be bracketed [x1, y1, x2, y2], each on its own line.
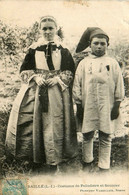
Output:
[60, 70, 73, 85]
[20, 70, 36, 84]
[56, 70, 73, 91]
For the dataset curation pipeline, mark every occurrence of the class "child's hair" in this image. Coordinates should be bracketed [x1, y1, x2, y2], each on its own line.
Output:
[90, 34, 109, 45]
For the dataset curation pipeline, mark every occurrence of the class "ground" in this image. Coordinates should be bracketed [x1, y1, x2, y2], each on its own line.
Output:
[0, 135, 128, 178]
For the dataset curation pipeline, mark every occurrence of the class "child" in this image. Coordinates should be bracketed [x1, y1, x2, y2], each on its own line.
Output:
[73, 27, 125, 171]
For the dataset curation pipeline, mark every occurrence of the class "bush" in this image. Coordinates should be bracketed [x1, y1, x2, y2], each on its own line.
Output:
[0, 20, 40, 70]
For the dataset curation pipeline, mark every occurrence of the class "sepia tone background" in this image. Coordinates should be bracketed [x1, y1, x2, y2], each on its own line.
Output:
[0, 0, 129, 194]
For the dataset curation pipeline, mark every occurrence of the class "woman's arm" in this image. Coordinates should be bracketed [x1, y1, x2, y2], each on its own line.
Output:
[20, 48, 36, 72]
[60, 48, 75, 74]
[54, 48, 75, 91]
[20, 48, 36, 83]
[20, 48, 46, 85]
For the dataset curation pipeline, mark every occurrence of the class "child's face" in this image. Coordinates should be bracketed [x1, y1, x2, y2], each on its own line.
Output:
[40, 21, 57, 42]
[90, 37, 108, 57]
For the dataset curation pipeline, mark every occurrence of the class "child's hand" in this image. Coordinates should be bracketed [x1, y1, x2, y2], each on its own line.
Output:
[76, 104, 84, 123]
[111, 101, 121, 120]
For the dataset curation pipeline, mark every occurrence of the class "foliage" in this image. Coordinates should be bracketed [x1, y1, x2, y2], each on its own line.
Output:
[0, 20, 129, 70]
[108, 40, 129, 68]
[0, 20, 40, 70]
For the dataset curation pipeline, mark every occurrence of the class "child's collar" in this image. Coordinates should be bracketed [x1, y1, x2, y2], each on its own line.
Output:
[89, 52, 107, 59]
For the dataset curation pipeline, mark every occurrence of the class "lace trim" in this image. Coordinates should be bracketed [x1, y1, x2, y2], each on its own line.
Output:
[59, 70, 73, 86]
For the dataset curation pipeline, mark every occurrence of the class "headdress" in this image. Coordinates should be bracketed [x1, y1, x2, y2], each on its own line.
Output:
[39, 15, 57, 28]
[76, 27, 109, 53]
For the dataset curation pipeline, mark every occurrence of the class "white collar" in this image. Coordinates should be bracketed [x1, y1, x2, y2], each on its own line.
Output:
[30, 36, 61, 49]
[88, 52, 107, 59]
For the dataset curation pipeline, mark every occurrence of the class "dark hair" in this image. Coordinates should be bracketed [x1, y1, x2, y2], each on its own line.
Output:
[90, 34, 109, 45]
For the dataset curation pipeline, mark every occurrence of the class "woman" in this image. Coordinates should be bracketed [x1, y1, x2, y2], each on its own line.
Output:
[73, 27, 124, 172]
[5, 16, 78, 171]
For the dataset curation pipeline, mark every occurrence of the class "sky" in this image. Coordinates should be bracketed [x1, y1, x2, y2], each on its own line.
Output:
[0, 0, 129, 47]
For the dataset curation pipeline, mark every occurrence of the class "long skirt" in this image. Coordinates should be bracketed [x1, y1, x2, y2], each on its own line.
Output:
[6, 83, 78, 165]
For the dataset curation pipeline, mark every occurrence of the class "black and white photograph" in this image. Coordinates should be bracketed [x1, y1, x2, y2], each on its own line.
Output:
[0, 0, 129, 194]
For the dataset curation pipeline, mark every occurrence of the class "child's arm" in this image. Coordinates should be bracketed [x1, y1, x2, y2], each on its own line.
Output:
[111, 101, 121, 120]
[114, 61, 125, 102]
[111, 61, 125, 120]
[73, 61, 84, 121]
[72, 62, 83, 104]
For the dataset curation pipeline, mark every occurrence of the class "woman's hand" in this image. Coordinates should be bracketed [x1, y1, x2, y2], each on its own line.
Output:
[46, 77, 58, 87]
[33, 76, 46, 87]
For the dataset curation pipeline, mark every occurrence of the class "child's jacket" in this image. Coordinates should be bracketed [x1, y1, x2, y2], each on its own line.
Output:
[73, 54, 125, 134]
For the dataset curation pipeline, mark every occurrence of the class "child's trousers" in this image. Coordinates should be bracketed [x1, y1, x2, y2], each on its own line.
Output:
[82, 131, 112, 169]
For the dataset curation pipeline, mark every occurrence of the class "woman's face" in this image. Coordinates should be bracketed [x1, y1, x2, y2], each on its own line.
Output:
[90, 37, 108, 57]
[40, 21, 57, 42]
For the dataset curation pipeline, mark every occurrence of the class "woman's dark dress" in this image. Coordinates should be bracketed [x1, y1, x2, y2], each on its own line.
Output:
[5, 43, 78, 164]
